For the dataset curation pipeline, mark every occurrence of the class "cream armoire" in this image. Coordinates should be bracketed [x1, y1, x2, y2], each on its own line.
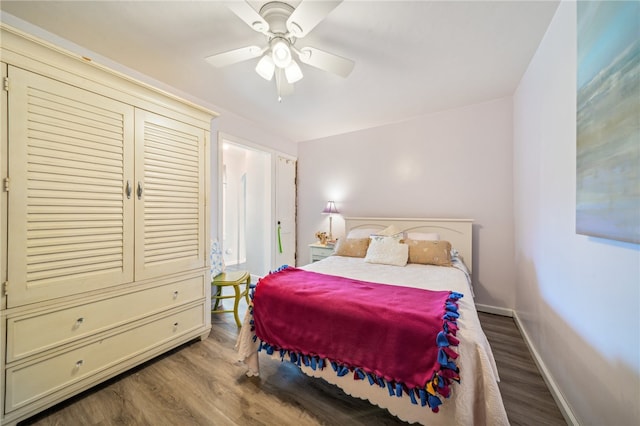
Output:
[0, 25, 215, 425]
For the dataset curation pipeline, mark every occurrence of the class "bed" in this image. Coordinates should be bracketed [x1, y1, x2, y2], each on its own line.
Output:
[236, 217, 509, 425]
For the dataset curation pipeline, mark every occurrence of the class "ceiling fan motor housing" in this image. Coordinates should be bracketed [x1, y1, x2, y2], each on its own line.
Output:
[260, 2, 296, 38]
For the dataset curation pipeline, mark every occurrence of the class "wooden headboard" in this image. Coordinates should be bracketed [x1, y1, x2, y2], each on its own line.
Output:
[344, 217, 474, 272]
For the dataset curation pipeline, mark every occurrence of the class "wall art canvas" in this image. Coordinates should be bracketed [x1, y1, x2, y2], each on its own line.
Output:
[576, 1, 640, 244]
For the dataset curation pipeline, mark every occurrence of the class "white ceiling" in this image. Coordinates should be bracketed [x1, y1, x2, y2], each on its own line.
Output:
[0, 0, 559, 142]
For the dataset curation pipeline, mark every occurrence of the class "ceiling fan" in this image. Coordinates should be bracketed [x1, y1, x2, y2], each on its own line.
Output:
[205, 0, 355, 101]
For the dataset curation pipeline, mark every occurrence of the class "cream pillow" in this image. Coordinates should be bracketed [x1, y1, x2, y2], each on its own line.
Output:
[406, 239, 452, 266]
[364, 236, 409, 266]
[376, 225, 402, 237]
[334, 238, 370, 258]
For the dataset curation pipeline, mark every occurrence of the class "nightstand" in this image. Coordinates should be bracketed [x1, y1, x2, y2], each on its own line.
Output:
[309, 243, 335, 262]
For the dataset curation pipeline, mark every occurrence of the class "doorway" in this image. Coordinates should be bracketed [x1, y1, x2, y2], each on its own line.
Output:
[221, 141, 271, 277]
[219, 136, 297, 279]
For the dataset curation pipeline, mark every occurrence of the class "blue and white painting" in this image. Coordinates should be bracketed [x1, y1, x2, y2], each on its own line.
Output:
[576, 1, 640, 244]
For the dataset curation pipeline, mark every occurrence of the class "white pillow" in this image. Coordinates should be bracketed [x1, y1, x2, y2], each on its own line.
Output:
[347, 228, 380, 239]
[376, 225, 402, 237]
[406, 232, 440, 241]
[364, 236, 409, 266]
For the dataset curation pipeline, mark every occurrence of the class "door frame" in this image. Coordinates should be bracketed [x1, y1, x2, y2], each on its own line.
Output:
[216, 132, 297, 274]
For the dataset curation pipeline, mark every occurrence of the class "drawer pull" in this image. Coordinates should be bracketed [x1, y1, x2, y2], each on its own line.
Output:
[173, 290, 179, 299]
[173, 322, 179, 330]
[75, 360, 84, 368]
[72, 317, 85, 330]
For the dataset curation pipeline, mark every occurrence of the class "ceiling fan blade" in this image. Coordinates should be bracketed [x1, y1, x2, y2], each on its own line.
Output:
[205, 46, 263, 68]
[286, 0, 342, 38]
[297, 46, 354, 78]
[227, 1, 270, 34]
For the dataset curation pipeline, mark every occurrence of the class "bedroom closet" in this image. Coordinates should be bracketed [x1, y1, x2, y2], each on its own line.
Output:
[0, 25, 215, 425]
[219, 137, 296, 278]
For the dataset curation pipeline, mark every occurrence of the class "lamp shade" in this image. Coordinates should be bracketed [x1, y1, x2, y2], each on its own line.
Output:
[284, 60, 303, 84]
[322, 201, 339, 214]
[255, 55, 275, 81]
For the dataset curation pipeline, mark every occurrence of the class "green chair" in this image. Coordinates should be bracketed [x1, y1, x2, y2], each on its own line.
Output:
[212, 270, 251, 327]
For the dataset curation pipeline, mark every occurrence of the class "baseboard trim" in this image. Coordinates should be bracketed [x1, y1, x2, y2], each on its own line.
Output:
[475, 303, 513, 317]
[512, 311, 579, 426]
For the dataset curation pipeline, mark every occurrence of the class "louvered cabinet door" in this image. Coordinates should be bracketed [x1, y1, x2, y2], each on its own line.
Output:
[134, 110, 206, 281]
[7, 67, 135, 307]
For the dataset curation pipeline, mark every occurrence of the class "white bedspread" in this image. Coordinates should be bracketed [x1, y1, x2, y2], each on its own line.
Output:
[236, 256, 509, 425]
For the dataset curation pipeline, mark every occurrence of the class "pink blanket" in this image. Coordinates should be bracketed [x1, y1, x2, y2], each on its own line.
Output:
[252, 266, 463, 411]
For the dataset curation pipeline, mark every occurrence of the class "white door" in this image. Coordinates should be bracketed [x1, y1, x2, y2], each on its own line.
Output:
[274, 156, 296, 268]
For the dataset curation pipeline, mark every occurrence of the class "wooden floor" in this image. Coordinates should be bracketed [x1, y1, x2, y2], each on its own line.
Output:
[20, 300, 566, 426]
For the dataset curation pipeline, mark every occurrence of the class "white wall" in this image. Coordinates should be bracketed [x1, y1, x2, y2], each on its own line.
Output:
[513, 2, 640, 425]
[298, 97, 515, 308]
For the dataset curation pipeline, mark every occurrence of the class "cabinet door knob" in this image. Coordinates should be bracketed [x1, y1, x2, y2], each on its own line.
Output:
[125, 180, 132, 199]
[137, 181, 143, 199]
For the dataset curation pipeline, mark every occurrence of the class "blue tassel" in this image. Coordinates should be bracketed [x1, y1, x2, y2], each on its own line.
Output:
[290, 352, 298, 363]
[395, 383, 403, 397]
[377, 377, 385, 388]
[354, 369, 365, 380]
[266, 345, 274, 355]
[436, 331, 450, 347]
[445, 302, 457, 311]
[387, 382, 395, 396]
[258, 341, 264, 352]
[419, 389, 427, 406]
[438, 348, 448, 366]
[443, 311, 459, 320]
[450, 291, 464, 299]
[367, 373, 375, 385]
[318, 358, 325, 369]
[310, 357, 317, 370]
[271, 264, 289, 274]
[331, 361, 338, 372]
[428, 394, 443, 410]
[409, 389, 418, 405]
[252, 335, 257, 342]
[337, 366, 349, 377]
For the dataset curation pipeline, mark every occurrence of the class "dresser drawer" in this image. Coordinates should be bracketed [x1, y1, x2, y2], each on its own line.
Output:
[7, 275, 205, 362]
[5, 303, 205, 413]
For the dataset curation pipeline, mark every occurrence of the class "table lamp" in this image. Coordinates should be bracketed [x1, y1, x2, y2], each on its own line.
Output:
[322, 201, 339, 242]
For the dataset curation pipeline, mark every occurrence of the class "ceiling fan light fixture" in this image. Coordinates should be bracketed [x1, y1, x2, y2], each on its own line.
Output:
[271, 39, 292, 68]
[255, 55, 275, 80]
[285, 60, 303, 83]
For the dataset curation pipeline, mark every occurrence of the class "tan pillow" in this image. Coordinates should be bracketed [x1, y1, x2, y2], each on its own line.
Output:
[406, 239, 452, 266]
[334, 238, 370, 258]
